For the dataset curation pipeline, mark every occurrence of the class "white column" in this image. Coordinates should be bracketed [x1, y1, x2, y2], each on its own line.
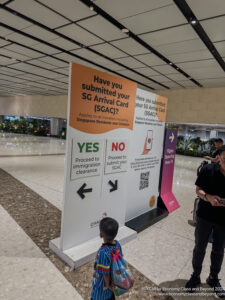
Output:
[209, 130, 218, 139]
[50, 118, 60, 136]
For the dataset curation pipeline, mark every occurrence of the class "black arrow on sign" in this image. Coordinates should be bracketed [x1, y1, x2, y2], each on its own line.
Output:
[77, 183, 92, 199]
[108, 180, 118, 192]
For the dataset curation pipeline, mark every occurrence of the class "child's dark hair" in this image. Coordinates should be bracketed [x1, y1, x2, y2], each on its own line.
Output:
[100, 217, 119, 241]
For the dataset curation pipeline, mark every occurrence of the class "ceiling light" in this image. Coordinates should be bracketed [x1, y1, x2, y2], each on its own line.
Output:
[190, 19, 197, 25]
[121, 28, 129, 33]
[89, 5, 94, 11]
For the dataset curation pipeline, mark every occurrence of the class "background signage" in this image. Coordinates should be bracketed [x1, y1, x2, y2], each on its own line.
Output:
[160, 128, 180, 213]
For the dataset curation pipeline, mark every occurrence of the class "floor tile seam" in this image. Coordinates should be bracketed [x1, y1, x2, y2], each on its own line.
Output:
[154, 226, 195, 243]
[0, 153, 65, 158]
[1, 173, 64, 195]
[21, 178, 63, 194]
[174, 252, 193, 279]
[124, 259, 156, 283]
[0, 255, 49, 260]
[0, 140, 61, 144]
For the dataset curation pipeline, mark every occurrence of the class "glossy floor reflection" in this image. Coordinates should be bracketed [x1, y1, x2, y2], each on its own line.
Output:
[0, 134, 224, 299]
[0, 133, 66, 156]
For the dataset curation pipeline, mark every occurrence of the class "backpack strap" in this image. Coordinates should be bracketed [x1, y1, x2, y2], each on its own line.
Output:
[101, 243, 121, 261]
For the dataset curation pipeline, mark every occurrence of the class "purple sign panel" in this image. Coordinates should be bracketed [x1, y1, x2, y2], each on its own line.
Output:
[160, 129, 180, 213]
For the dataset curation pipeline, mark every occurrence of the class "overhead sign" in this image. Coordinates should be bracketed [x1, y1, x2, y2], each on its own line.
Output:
[125, 89, 168, 221]
[60, 62, 137, 251]
[160, 129, 179, 213]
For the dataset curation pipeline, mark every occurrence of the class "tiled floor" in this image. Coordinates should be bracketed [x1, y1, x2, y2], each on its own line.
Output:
[0, 154, 65, 210]
[0, 133, 224, 299]
[0, 161, 166, 300]
[0, 205, 82, 300]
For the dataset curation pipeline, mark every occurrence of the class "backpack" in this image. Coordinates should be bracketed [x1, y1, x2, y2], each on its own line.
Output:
[104, 246, 134, 296]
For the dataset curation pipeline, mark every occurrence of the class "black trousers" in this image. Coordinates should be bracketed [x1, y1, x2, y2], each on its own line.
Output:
[193, 216, 225, 278]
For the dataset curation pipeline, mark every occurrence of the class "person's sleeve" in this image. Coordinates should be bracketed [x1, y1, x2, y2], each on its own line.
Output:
[96, 251, 111, 274]
[119, 244, 123, 257]
[212, 149, 219, 158]
[195, 165, 208, 190]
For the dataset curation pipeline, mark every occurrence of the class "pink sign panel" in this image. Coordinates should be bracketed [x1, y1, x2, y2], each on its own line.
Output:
[160, 129, 180, 213]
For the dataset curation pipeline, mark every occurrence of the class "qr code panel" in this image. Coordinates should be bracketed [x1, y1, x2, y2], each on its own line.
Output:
[139, 171, 149, 190]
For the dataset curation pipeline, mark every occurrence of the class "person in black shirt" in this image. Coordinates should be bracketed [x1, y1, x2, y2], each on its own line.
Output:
[186, 146, 225, 298]
[204, 138, 224, 163]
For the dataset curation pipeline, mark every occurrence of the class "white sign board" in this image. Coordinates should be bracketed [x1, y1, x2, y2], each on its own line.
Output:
[60, 62, 137, 251]
[126, 88, 168, 221]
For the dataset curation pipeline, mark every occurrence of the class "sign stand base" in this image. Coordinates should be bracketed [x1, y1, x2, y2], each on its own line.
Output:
[125, 208, 168, 233]
[49, 226, 137, 269]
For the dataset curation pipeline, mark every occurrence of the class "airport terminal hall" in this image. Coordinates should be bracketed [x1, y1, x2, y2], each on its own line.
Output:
[1, 0, 225, 300]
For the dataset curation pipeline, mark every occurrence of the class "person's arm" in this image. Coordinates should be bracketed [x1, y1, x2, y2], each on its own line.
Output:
[203, 155, 211, 161]
[96, 250, 114, 290]
[203, 155, 218, 162]
[213, 155, 220, 163]
[196, 186, 224, 206]
[103, 274, 113, 290]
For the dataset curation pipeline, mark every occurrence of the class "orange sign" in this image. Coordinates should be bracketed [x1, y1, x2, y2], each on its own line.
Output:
[69, 62, 137, 134]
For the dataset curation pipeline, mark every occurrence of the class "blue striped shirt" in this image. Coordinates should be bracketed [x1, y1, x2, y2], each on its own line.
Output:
[91, 240, 122, 300]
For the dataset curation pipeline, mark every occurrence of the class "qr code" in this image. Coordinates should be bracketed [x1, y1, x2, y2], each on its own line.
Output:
[139, 171, 150, 190]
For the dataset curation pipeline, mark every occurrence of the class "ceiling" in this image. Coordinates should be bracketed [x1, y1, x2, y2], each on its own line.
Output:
[0, 0, 225, 97]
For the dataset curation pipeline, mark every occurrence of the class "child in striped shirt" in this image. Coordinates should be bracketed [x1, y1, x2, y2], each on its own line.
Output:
[91, 217, 123, 300]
